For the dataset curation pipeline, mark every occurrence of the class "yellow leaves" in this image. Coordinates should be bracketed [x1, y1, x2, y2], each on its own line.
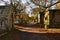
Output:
[56, 3, 60, 9]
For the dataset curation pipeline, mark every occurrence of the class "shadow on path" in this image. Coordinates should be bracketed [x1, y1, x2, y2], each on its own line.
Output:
[0, 29, 60, 40]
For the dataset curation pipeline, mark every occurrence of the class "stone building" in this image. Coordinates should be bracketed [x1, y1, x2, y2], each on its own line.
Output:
[0, 5, 12, 31]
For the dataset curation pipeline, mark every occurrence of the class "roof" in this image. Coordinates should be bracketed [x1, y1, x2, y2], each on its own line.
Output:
[49, 9, 60, 11]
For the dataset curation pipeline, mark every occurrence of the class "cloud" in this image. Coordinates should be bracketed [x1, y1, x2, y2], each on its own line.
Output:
[0, 1, 5, 6]
[0, 0, 10, 6]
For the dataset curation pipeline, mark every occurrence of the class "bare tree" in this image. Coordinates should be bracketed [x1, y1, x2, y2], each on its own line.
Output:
[31, 0, 60, 8]
[10, 0, 26, 28]
[31, 0, 60, 28]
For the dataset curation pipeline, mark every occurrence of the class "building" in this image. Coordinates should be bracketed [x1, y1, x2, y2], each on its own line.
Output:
[0, 5, 12, 32]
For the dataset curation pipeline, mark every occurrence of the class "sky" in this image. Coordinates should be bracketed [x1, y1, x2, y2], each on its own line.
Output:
[0, 0, 38, 14]
[20, 0, 38, 14]
[0, 0, 10, 6]
[0, 0, 57, 14]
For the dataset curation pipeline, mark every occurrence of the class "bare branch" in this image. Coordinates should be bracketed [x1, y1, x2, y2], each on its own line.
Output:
[31, 0, 47, 8]
[1, 0, 8, 5]
[10, 0, 25, 13]
[15, 1, 20, 7]
[46, 1, 60, 8]
[31, 0, 60, 9]
[16, 7, 25, 13]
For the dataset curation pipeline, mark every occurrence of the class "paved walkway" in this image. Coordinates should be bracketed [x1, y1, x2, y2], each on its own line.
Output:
[0, 29, 20, 40]
[0, 29, 60, 40]
[0, 25, 60, 40]
[15, 25, 60, 33]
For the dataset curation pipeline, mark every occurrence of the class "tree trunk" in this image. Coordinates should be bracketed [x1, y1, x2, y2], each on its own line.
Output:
[40, 12, 44, 28]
